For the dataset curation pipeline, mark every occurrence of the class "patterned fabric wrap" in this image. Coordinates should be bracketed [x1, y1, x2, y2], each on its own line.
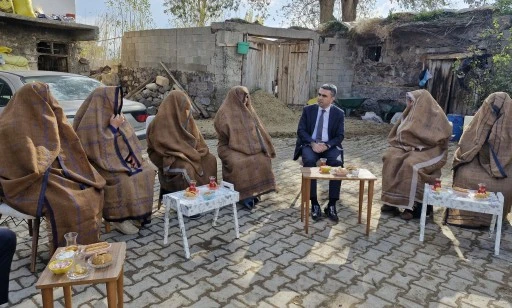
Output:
[214, 86, 276, 200]
[381, 89, 452, 210]
[147, 90, 217, 192]
[73, 86, 155, 223]
[0, 83, 106, 247]
[447, 92, 512, 227]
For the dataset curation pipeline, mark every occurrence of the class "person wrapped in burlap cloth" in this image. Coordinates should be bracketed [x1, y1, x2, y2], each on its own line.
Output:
[147, 90, 217, 215]
[0, 83, 106, 248]
[214, 86, 277, 210]
[381, 89, 452, 220]
[446, 92, 512, 227]
[73, 86, 155, 235]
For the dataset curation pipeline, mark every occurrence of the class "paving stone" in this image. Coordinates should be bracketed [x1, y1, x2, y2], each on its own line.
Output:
[397, 296, 427, 308]
[5, 137, 512, 307]
[185, 296, 221, 308]
[124, 276, 160, 298]
[300, 290, 330, 307]
[152, 277, 190, 298]
[155, 292, 192, 307]
[254, 260, 281, 277]
[153, 266, 187, 284]
[180, 280, 216, 301]
[263, 290, 300, 307]
[237, 285, 273, 306]
[205, 269, 239, 287]
[209, 283, 244, 303]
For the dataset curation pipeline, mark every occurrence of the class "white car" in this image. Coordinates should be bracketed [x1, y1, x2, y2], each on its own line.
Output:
[0, 70, 149, 139]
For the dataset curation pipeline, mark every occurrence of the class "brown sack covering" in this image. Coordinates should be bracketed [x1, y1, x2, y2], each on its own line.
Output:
[381, 90, 452, 210]
[214, 86, 276, 200]
[147, 90, 217, 192]
[73, 87, 155, 223]
[446, 92, 512, 227]
[0, 83, 106, 247]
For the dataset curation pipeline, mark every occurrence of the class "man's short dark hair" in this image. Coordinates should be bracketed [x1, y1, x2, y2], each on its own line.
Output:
[320, 84, 337, 97]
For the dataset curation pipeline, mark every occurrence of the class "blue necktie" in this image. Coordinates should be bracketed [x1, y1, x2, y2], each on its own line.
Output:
[314, 109, 325, 142]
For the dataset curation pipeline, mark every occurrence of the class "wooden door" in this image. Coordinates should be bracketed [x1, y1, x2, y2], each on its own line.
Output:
[278, 41, 311, 106]
[427, 58, 470, 114]
[243, 39, 279, 93]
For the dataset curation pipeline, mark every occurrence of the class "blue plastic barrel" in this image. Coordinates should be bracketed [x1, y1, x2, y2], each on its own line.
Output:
[447, 114, 464, 141]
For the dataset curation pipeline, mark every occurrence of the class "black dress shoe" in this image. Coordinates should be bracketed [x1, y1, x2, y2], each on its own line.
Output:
[311, 203, 322, 221]
[324, 204, 339, 222]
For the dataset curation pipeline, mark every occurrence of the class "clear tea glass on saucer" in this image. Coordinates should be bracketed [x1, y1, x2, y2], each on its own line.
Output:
[208, 176, 218, 190]
[188, 180, 198, 192]
[64, 232, 78, 247]
[477, 183, 487, 194]
[319, 158, 327, 166]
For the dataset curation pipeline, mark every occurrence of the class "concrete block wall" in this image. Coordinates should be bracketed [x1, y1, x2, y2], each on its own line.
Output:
[316, 37, 356, 98]
[122, 27, 216, 72]
[212, 30, 244, 108]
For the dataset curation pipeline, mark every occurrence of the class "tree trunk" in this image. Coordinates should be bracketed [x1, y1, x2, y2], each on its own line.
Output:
[319, 0, 336, 23]
[341, 0, 358, 22]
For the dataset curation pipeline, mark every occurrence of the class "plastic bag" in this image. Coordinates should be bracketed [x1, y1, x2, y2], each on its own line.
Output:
[0, 46, 12, 54]
[361, 112, 384, 123]
[0, 0, 14, 13]
[0, 53, 28, 67]
[13, 0, 35, 17]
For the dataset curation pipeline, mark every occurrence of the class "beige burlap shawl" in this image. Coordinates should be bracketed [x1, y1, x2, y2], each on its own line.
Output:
[73, 87, 155, 222]
[0, 83, 106, 247]
[147, 90, 217, 191]
[447, 92, 512, 226]
[214, 86, 276, 200]
[381, 89, 452, 210]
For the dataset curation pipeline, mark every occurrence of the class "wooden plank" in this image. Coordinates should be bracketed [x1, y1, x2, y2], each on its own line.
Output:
[159, 61, 185, 91]
[125, 76, 155, 99]
[426, 53, 472, 60]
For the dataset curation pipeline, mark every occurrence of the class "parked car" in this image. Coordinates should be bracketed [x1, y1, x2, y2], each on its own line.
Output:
[0, 70, 149, 139]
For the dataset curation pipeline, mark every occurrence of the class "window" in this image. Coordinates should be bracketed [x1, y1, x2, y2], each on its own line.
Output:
[365, 46, 382, 62]
[0, 78, 13, 107]
[37, 41, 69, 72]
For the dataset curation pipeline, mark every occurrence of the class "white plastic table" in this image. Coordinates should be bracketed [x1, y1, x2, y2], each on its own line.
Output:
[420, 183, 504, 255]
[163, 181, 240, 258]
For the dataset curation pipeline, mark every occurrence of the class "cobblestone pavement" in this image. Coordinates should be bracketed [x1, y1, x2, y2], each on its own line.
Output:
[3, 136, 512, 307]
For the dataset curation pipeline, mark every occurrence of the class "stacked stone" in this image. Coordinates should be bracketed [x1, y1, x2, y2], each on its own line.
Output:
[133, 76, 171, 115]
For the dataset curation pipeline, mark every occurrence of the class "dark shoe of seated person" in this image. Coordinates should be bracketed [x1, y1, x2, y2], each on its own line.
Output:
[188, 214, 202, 220]
[240, 198, 255, 211]
[311, 201, 322, 221]
[401, 203, 424, 220]
[324, 200, 339, 222]
[381, 204, 400, 215]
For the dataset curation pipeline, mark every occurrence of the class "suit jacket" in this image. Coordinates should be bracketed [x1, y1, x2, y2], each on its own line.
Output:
[293, 104, 345, 160]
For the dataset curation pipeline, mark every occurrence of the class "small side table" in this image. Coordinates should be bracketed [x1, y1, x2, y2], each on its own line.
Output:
[420, 183, 504, 255]
[36, 242, 126, 308]
[163, 181, 240, 258]
[300, 167, 377, 235]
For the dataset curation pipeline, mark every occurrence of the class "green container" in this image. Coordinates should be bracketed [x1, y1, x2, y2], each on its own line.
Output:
[237, 42, 250, 55]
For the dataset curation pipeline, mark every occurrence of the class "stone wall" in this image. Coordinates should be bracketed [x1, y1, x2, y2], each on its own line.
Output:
[120, 67, 216, 114]
[0, 23, 82, 73]
[316, 36, 356, 98]
[351, 9, 496, 115]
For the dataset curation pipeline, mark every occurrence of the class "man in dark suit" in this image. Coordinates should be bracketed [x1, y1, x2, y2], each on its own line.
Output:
[294, 84, 344, 222]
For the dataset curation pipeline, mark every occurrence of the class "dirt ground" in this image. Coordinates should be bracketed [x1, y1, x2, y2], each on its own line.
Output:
[197, 90, 393, 139]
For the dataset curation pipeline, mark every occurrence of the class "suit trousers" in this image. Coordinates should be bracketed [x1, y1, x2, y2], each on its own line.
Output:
[0, 228, 16, 305]
[301, 145, 343, 201]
